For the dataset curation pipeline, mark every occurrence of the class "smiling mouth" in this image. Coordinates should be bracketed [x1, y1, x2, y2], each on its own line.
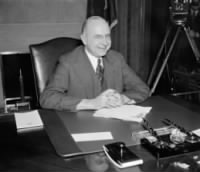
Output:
[98, 46, 108, 50]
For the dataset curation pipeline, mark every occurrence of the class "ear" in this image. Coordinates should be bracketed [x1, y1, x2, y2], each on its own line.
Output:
[80, 33, 86, 45]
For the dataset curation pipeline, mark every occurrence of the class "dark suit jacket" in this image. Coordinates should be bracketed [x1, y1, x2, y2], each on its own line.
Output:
[40, 46, 150, 110]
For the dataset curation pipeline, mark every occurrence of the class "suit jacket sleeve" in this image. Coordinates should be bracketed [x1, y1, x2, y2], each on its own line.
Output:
[39, 56, 82, 111]
[119, 54, 150, 103]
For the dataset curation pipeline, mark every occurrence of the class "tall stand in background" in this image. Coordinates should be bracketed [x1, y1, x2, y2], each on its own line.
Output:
[148, 0, 200, 96]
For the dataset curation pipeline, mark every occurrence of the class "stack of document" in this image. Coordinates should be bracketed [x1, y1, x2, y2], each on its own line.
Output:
[93, 105, 152, 122]
[14, 110, 44, 133]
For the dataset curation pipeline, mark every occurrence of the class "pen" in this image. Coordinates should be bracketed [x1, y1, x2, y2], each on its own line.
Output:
[120, 143, 124, 160]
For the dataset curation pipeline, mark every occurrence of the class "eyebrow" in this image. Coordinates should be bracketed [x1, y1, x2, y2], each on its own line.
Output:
[94, 33, 111, 37]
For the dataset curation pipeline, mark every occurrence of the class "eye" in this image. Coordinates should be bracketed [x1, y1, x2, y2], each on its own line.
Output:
[106, 34, 111, 39]
[106, 35, 111, 41]
[95, 35, 103, 39]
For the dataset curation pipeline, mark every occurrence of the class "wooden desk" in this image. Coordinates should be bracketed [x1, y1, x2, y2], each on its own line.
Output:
[1, 96, 200, 172]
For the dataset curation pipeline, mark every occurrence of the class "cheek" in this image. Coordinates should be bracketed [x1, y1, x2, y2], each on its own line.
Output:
[87, 41, 97, 49]
[107, 38, 111, 45]
[106, 42, 111, 50]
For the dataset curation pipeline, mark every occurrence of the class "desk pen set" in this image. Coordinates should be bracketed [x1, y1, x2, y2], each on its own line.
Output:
[140, 118, 200, 159]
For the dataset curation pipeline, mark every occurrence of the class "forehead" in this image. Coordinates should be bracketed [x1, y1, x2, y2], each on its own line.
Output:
[85, 19, 110, 35]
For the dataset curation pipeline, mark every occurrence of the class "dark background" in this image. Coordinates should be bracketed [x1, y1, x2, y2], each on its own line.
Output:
[150, 0, 200, 99]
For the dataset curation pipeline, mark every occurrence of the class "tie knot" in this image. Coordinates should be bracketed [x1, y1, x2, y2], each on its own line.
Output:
[96, 58, 103, 72]
[97, 58, 102, 65]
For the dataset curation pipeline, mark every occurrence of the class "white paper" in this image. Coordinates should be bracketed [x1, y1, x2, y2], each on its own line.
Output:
[93, 105, 152, 122]
[192, 128, 200, 136]
[14, 110, 43, 130]
[71, 132, 113, 142]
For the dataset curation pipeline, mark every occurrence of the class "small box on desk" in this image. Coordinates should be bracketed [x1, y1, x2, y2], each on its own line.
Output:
[103, 142, 143, 168]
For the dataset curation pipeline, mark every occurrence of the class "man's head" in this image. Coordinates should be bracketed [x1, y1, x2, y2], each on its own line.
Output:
[80, 16, 111, 58]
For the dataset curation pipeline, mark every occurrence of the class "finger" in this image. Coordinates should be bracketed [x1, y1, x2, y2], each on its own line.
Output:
[105, 97, 122, 107]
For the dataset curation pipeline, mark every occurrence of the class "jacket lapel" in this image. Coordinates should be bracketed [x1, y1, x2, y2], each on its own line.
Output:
[75, 48, 101, 98]
[103, 55, 115, 89]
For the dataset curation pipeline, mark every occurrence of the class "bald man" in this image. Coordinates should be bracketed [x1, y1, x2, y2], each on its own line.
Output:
[40, 16, 150, 111]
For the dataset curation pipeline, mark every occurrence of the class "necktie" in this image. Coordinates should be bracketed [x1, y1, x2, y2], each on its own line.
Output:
[96, 58, 104, 88]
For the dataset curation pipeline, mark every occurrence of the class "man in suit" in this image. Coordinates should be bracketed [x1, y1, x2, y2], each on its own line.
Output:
[40, 16, 150, 111]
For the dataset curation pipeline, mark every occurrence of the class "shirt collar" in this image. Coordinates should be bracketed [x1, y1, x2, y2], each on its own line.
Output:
[84, 48, 103, 71]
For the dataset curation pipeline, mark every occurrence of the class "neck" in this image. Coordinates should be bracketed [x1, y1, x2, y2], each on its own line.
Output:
[84, 47, 102, 59]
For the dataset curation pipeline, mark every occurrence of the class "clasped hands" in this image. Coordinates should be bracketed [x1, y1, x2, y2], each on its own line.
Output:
[93, 89, 135, 109]
[76, 89, 135, 110]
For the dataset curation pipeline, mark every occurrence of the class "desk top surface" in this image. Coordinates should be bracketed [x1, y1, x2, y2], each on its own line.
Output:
[1, 95, 200, 172]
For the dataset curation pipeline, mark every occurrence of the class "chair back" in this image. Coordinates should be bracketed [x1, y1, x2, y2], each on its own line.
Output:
[29, 37, 82, 107]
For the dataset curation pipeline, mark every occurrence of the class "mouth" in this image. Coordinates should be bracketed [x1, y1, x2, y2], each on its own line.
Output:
[98, 46, 108, 51]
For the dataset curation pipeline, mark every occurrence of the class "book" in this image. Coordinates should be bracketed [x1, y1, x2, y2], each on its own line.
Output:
[14, 110, 43, 133]
[103, 142, 143, 168]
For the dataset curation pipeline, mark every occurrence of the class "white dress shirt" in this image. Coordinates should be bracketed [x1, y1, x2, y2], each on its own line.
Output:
[84, 48, 103, 72]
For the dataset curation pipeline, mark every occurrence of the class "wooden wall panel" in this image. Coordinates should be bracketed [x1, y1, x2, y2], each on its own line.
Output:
[0, 0, 86, 23]
[0, 0, 87, 52]
[0, 23, 83, 52]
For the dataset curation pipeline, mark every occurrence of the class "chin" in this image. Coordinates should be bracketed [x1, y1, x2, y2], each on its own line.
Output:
[98, 51, 108, 57]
